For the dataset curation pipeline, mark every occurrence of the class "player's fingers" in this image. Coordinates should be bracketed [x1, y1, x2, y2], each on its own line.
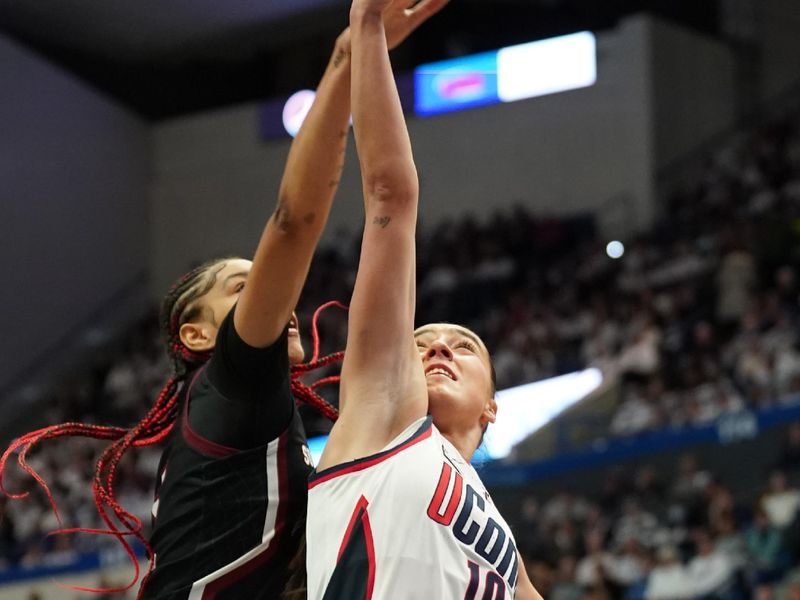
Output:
[405, 0, 450, 23]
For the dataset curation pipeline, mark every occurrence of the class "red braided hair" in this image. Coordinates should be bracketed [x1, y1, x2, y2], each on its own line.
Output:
[0, 258, 345, 596]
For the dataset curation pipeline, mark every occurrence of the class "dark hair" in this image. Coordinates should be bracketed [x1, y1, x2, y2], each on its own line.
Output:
[1, 258, 344, 595]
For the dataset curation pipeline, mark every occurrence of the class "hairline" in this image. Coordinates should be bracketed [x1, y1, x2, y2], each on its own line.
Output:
[414, 324, 488, 356]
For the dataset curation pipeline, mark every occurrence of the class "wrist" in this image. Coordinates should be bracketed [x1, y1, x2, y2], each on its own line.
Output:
[350, 6, 383, 28]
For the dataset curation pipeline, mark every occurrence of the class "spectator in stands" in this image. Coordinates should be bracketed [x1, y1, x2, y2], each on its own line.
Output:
[671, 454, 712, 503]
[716, 239, 757, 332]
[713, 513, 748, 571]
[576, 529, 614, 589]
[613, 497, 660, 548]
[645, 545, 689, 600]
[550, 555, 583, 600]
[745, 507, 787, 586]
[685, 529, 737, 599]
[609, 386, 658, 437]
[760, 470, 800, 529]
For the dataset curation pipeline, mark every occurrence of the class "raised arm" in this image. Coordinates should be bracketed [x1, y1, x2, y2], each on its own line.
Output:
[234, 2, 448, 349]
[232, 35, 352, 347]
[321, 0, 444, 468]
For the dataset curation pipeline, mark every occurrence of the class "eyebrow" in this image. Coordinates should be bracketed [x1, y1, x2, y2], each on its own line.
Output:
[224, 271, 249, 283]
[414, 327, 485, 351]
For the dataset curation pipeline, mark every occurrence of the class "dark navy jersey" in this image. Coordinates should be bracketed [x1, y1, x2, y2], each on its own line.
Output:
[140, 308, 313, 600]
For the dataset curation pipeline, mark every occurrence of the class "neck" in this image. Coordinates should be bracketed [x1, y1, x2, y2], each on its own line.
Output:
[440, 426, 481, 463]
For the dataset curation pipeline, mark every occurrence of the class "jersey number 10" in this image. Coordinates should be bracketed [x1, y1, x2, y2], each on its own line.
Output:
[465, 560, 505, 600]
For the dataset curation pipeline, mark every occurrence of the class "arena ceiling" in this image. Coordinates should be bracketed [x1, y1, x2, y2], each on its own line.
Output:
[0, 0, 719, 120]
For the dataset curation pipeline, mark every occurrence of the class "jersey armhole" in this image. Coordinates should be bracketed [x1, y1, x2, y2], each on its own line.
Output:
[308, 416, 433, 489]
[181, 366, 239, 458]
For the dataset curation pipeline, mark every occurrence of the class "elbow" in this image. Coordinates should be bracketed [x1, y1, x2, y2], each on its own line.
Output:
[363, 167, 419, 209]
[271, 191, 323, 238]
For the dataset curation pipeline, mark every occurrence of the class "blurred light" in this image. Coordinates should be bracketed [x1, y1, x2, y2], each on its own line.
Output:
[497, 32, 597, 103]
[306, 367, 604, 465]
[606, 240, 625, 259]
[414, 51, 499, 117]
[307, 434, 327, 466]
[414, 31, 596, 117]
[483, 368, 603, 460]
[282, 89, 316, 137]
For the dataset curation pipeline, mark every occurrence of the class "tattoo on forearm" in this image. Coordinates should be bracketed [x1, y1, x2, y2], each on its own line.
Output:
[333, 48, 351, 68]
[373, 216, 391, 228]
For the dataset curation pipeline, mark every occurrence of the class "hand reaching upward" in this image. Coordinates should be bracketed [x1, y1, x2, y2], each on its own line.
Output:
[342, 0, 449, 52]
[385, 0, 449, 50]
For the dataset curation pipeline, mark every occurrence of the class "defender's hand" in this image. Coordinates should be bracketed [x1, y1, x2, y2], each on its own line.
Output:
[343, 0, 449, 51]
[385, 0, 450, 50]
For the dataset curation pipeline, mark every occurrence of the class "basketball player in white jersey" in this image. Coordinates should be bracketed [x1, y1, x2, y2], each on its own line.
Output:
[306, 0, 543, 598]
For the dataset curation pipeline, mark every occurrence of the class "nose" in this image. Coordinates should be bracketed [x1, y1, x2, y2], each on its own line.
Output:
[425, 340, 453, 360]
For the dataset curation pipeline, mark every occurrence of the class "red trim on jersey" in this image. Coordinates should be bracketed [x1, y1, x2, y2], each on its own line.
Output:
[181, 367, 238, 458]
[308, 417, 433, 490]
[337, 495, 368, 562]
[362, 502, 376, 600]
[336, 496, 376, 600]
[199, 430, 289, 598]
[427, 462, 464, 526]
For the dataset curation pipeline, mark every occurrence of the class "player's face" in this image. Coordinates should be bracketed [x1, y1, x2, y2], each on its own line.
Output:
[185, 258, 305, 364]
[414, 324, 496, 442]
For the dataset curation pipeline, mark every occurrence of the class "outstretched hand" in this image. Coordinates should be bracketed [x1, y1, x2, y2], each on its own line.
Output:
[384, 0, 450, 50]
[342, 0, 450, 52]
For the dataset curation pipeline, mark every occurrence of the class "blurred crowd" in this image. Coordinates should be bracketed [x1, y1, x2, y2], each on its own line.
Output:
[3, 110, 800, 598]
[514, 431, 800, 599]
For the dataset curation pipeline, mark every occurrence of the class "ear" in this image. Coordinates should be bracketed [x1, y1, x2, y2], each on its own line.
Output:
[179, 321, 216, 353]
[480, 396, 497, 426]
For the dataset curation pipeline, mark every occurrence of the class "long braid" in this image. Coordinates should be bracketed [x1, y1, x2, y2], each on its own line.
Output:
[1, 259, 347, 595]
[289, 300, 347, 421]
[0, 259, 218, 594]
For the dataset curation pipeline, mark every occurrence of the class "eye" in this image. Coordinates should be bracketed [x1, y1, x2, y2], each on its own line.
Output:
[234, 282, 246, 293]
[455, 340, 477, 352]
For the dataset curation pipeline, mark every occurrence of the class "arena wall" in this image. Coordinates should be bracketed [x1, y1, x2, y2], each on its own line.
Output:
[150, 16, 658, 297]
[650, 18, 737, 168]
[149, 14, 740, 298]
[0, 35, 150, 397]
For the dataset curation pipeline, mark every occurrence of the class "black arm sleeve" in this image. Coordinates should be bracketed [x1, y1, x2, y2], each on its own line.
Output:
[188, 304, 294, 450]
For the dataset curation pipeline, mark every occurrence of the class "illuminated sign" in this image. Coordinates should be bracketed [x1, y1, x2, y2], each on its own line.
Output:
[261, 32, 597, 140]
[414, 50, 499, 117]
[414, 31, 596, 117]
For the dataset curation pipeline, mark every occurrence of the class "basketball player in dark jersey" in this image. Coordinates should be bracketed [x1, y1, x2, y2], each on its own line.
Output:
[0, 4, 448, 599]
[139, 5, 449, 597]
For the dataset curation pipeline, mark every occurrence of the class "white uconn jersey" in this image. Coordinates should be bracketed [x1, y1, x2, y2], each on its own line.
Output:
[307, 416, 519, 600]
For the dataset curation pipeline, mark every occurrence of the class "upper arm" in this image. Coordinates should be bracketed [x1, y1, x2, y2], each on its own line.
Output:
[515, 557, 544, 600]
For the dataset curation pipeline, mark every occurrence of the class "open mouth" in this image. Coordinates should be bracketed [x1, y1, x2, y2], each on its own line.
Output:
[288, 314, 299, 334]
[425, 364, 456, 381]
